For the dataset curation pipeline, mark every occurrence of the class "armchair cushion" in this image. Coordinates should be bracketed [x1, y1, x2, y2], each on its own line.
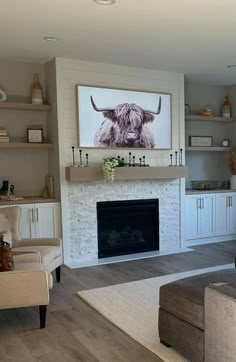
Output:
[14, 238, 61, 248]
[0, 263, 52, 310]
[12, 245, 61, 269]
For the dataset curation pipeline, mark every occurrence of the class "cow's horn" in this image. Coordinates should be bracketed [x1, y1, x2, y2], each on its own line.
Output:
[143, 97, 161, 115]
[90, 96, 115, 112]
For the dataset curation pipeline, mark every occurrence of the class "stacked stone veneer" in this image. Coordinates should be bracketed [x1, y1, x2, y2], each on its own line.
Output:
[68, 179, 180, 263]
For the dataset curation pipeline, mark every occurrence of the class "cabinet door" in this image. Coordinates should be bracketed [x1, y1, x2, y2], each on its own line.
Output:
[35, 203, 61, 238]
[18, 204, 36, 238]
[228, 193, 236, 234]
[215, 194, 229, 236]
[186, 196, 199, 240]
[199, 194, 215, 238]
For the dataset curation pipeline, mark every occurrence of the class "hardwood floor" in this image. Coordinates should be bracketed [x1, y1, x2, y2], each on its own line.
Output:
[1, 240, 236, 362]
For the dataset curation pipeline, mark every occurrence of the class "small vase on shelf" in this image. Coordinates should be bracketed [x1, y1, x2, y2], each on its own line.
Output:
[31, 73, 43, 105]
[222, 96, 231, 118]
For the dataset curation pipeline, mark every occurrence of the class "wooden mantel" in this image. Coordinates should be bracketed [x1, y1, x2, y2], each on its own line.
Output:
[65, 165, 188, 182]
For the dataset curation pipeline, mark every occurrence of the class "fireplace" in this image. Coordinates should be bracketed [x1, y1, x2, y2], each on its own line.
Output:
[97, 199, 159, 258]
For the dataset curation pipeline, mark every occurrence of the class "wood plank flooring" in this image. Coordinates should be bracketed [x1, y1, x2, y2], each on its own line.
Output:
[0, 240, 236, 362]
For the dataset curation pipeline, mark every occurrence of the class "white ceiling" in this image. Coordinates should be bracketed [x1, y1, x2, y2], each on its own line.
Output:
[1, 0, 236, 85]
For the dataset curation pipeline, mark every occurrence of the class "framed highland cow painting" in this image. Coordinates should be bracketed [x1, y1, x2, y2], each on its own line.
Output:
[76, 85, 171, 149]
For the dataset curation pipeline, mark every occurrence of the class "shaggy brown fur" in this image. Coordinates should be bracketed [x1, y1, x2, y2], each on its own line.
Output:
[94, 103, 157, 148]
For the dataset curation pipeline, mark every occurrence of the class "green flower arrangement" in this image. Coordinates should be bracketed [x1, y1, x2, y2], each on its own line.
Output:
[102, 157, 125, 183]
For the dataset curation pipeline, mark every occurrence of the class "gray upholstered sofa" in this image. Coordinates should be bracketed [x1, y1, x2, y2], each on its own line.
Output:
[159, 268, 236, 362]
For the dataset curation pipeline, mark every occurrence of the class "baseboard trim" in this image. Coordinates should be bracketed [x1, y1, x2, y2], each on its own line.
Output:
[185, 235, 236, 247]
[65, 247, 193, 269]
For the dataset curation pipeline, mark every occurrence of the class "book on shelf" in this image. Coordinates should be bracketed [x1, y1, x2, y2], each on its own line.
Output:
[0, 136, 10, 143]
[0, 130, 8, 136]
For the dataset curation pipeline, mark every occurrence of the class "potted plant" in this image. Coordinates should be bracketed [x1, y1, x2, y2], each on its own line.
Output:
[102, 157, 125, 184]
[228, 150, 236, 189]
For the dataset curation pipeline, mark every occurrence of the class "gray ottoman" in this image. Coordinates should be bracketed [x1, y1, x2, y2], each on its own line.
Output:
[159, 268, 236, 362]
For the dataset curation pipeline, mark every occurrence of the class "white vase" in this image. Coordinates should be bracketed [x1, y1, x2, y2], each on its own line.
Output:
[230, 175, 236, 189]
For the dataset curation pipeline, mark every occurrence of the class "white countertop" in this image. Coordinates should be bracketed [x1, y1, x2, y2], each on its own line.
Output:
[186, 189, 236, 195]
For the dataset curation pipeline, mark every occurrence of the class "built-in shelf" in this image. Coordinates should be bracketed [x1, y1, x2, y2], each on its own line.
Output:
[0, 143, 53, 149]
[186, 146, 233, 152]
[185, 115, 236, 122]
[65, 165, 188, 182]
[0, 102, 51, 112]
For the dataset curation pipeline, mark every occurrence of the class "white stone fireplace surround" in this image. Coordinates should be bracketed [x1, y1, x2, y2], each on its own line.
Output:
[68, 178, 181, 266]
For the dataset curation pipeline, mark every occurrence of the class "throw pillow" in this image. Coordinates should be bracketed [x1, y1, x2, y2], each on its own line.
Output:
[0, 235, 14, 272]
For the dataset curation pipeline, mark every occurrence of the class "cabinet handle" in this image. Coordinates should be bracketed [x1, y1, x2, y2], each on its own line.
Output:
[201, 198, 204, 209]
[197, 198, 201, 209]
[31, 208, 34, 223]
[36, 208, 39, 222]
[230, 196, 233, 207]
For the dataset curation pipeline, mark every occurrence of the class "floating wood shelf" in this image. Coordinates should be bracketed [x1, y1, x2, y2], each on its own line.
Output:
[0, 143, 53, 149]
[0, 102, 51, 111]
[65, 166, 188, 182]
[186, 146, 233, 152]
[185, 115, 236, 122]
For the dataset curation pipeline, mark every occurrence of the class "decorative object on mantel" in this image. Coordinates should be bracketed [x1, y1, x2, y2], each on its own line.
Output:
[72, 146, 75, 166]
[102, 157, 124, 183]
[31, 73, 43, 105]
[222, 96, 231, 118]
[200, 106, 214, 117]
[0, 87, 7, 102]
[169, 149, 183, 167]
[228, 150, 236, 189]
[179, 148, 183, 166]
[76, 84, 171, 149]
[189, 136, 213, 147]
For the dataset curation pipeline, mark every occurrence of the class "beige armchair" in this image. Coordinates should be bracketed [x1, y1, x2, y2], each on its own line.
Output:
[0, 260, 53, 328]
[0, 206, 63, 282]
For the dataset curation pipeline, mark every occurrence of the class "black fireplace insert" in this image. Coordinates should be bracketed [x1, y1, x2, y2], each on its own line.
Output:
[97, 199, 159, 258]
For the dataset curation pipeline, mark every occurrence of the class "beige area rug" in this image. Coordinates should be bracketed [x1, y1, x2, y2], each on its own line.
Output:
[77, 263, 234, 362]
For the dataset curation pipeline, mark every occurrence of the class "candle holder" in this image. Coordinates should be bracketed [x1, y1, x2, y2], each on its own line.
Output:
[71, 146, 75, 167]
[169, 154, 173, 167]
[129, 152, 132, 167]
[133, 155, 135, 167]
[179, 149, 183, 166]
[85, 153, 89, 167]
[79, 149, 84, 167]
[175, 151, 178, 167]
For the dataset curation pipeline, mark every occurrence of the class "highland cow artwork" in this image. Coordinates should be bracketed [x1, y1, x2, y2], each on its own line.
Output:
[77, 85, 171, 149]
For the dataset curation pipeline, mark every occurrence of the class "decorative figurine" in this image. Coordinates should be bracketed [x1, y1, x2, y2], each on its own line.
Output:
[72, 146, 75, 167]
[170, 154, 173, 167]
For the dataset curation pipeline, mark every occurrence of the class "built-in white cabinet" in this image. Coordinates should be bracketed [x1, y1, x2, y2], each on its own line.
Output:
[215, 193, 236, 235]
[0, 202, 61, 239]
[186, 192, 236, 243]
[186, 194, 215, 240]
[19, 202, 61, 239]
